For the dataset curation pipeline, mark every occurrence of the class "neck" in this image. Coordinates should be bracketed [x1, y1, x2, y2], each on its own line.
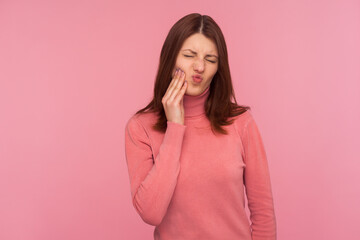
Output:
[183, 86, 210, 118]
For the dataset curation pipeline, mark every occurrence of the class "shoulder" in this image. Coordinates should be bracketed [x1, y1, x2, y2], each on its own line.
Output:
[232, 109, 256, 136]
[125, 111, 158, 133]
[233, 109, 254, 126]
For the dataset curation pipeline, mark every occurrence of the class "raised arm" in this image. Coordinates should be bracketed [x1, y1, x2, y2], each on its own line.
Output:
[124, 116, 186, 226]
[240, 111, 277, 240]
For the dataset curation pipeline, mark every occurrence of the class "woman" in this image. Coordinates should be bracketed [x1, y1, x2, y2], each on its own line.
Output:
[125, 13, 277, 240]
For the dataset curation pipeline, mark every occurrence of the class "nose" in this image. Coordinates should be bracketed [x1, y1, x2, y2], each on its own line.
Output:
[193, 59, 205, 73]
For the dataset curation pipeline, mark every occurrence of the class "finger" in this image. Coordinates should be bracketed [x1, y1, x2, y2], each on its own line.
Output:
[171, 68, 179, 79]
[167, 69, 183, 101]
[163, 69, 180, 101]
[169, 69, 181, 91]
[174, 79, 187, 103]
[169, 71, 185, 102]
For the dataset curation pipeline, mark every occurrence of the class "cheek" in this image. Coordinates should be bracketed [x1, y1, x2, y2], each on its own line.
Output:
[211, 66, 218, 76]
[172, 63, 187, 76]
[207, 67, 217, 78]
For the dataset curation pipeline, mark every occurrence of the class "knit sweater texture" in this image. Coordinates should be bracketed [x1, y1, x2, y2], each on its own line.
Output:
[124, 86, 277, 240]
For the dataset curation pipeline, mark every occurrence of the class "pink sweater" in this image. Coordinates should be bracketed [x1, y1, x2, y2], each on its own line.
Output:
[124, 86, 277, 240]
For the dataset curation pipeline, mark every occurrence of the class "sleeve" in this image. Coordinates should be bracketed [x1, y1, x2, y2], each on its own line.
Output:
[124, 116, 187, 226]
[240, 111, 277, 240]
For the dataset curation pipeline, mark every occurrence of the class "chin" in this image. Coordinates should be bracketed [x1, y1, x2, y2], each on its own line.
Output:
[184, 88, 194, 96]
[185, 86, 201, 96]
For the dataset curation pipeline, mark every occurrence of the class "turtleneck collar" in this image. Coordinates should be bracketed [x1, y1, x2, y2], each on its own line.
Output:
[183, 86, 210, 118]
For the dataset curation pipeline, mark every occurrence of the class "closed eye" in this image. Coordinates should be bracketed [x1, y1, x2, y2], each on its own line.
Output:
[183, 55, 217, 63]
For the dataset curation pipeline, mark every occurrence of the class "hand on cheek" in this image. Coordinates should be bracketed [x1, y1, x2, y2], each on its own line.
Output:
[173, 67, 182, 78]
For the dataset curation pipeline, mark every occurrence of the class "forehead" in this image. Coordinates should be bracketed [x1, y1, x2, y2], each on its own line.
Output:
[181, 33, 218, 54]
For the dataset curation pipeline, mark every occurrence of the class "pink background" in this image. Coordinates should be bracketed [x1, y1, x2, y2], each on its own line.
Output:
[1, 0, 359, 239]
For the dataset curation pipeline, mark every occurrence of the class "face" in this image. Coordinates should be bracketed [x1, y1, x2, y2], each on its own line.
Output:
[172, 33, 219, 96]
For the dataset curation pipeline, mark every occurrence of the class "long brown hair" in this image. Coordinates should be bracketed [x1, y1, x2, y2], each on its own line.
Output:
[135, 13, 250, 135]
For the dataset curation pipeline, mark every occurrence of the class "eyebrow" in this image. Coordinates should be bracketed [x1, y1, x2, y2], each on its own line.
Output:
[182, 49, 218, 58]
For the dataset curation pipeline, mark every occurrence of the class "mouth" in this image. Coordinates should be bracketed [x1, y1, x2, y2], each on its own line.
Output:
[192, 75, 203, 83]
